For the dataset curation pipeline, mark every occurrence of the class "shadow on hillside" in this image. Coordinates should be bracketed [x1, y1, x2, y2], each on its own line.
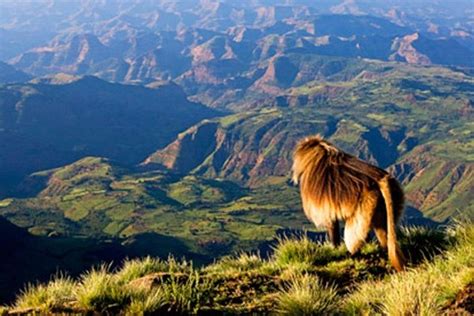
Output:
[401, 206, 443, 227]
[0, 217, 205, 304]
[2, 172, 49, 198]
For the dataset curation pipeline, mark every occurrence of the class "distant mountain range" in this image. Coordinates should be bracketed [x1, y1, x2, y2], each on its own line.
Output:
[1, 0, 473, 83]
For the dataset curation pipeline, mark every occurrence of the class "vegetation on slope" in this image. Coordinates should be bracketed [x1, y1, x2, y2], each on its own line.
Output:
[147, 57, 474, 220]
[4, 223, 472, 315]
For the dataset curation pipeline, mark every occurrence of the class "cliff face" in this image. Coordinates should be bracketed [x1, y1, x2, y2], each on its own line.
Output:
[143, 110, 406, 187]
[390, 33, 432, 65]
[143, 111, 320, 185]
[390, 145, 474, 222]
[144, 121, 221, 174]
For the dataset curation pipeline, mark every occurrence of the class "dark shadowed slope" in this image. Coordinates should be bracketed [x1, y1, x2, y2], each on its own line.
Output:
[0, 61, 31, 84]
[0, 76, 218, 195]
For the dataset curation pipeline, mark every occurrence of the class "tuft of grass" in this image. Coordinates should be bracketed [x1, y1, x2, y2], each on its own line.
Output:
[15, 275, 75, 312]
[116, 256, 171, 284]
[205, 253, 274, 274]
[344, 222, 474, 315]
[400, 226, 451, 264]
[275, 273, 340, 315]
[360, 241, 381, 256]
[273, 235, 346, 268]
[75, 265, 129, 312]
[163, 271, 212, 313]
[127, 269, 211, 314]
[0, 306, 8, 316]
[127, 288, 167, 315]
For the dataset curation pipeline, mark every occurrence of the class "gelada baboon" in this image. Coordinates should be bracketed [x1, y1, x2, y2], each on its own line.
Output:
[292, 135, 405, 271]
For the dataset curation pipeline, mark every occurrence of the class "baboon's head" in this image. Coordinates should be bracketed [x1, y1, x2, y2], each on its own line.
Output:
[292, 134, 340, 184]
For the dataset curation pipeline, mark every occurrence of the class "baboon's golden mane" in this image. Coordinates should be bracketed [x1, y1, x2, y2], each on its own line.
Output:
[292, 135, 388, 209]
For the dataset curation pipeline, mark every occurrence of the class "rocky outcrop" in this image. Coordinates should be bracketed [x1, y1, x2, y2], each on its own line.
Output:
[144, 121, 220, 174]
[390, 33, 431, 65]
[252, 56, 299, 94]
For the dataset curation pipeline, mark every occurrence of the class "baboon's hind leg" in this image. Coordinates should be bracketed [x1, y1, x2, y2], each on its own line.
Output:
[373, 227, 388, 249]
[372, 206, 388, 249]
[344, 212, 372, 255]
[326, 220, 340, 247]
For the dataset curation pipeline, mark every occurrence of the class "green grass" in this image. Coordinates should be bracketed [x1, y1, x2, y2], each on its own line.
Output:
[74, 266, 125, 311]
[116, 256, 191, 284]
[126, 288, 167, 315]
[162, 271, 212, 313]
[6, 223, 473, 314]
[15, 275, 76, 312]
[204, 253, 278, 276]
[399, 226, 451, 264]
[116, 257, 170, 284]
[344, 222, 474, 315]
[275, 273, 340, 315]
[273, 235, 347, 268]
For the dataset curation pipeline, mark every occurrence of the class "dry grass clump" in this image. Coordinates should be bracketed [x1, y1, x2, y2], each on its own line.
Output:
[116, 256, 190, 284]
[75, 265, 130, 311]
[344, 222, 474, 315]
[273, 235, 346, 268]
[275, 273, 340, 315]
[14, 275, 76, 312]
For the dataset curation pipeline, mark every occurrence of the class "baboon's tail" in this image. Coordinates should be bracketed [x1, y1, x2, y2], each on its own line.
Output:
[379, 176, 405, 272]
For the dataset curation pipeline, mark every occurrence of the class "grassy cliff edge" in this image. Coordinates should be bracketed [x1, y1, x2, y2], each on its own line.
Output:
[3, 222, 473, 315]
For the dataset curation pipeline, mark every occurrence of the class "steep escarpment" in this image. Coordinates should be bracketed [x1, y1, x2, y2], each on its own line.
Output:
[252, 56, 299, 92]
[391, 144, 474, 222]
[390, 33, 474, 67]
[144, 110, 327, 185]
[10, 34, 124, 79]
[144, 121, 221, 174]
[143, 109, 413, 187]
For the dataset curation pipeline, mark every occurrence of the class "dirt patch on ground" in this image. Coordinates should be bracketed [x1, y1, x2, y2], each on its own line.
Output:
[444, 283, 474, 315]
